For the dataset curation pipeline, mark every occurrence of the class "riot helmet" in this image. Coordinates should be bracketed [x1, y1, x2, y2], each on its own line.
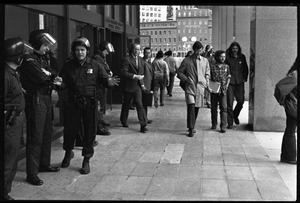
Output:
[29, 29, 56, 50]
[5, 37, 33, 65]
[71, 37, 90, 53]
[98, 41, 115, 53]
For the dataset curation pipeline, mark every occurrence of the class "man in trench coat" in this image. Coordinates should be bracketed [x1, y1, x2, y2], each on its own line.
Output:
[177, 41, 210, 137]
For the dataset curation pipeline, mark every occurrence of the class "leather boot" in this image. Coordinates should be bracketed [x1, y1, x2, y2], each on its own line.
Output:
[81, 157, 90, 174]
[61, 150, 74, 168]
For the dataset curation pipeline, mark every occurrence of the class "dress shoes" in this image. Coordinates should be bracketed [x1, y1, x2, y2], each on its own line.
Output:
[280, 159, 297, 165]
[2, 193, 14, 200]
[140, 126, 148, 133]
[187, 129, 196, 133]
[39, 165, 60, 172]
[122, 123, 129, 127]
[211, 125, 217, 129]
[80, 158, 90, 174]
[147, 119, 153, 124]
[234, 117, 240, 125]
[27, 175, 43, 186]
[61, 150, 74, 168]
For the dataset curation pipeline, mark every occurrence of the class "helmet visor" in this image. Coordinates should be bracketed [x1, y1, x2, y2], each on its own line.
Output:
[107, 43, 115, 53]
[23, 41, 34, 54]
[41, 33, 56, 45]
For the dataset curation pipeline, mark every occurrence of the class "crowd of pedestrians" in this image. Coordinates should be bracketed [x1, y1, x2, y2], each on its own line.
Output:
[3, 29, 297, 201]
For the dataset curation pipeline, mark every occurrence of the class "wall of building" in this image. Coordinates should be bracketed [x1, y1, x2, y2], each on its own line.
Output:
[251, 6, 297, 131]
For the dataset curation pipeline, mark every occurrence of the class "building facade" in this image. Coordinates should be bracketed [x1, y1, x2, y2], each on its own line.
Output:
[140, 21, 177, 57]
[139, 5, 167, 22]
[176, 8, 212, 57]
[5, 4, 141, 105]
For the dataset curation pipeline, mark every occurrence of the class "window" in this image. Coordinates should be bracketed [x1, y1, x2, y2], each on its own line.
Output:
[183, 21, 185, 25]
[178, 12, 181, 17]
[159, 38, 162, 43]
[168, 38, 171, 42]
[150, 7, 153, 11]
[169, 30, 171, 35]
[164, 31, 166, 35]
[174, 37, 176, 42]
[163, 38, 166, 43]
[178, 36, 181, 42]
[158, 14, 161, 18]
[146, 13, 149, 17]
[155, 38, 157, 43]
[205, 21, 208, 25]
[189, 20, 191, 25]
[150, 31, 153, 35]
[159, 31, 161, 35]
[178, 46, 181, 50]
[178, 21, 181, 25]
[199, 20, 202, 25]
[188, 12, 191, 16]
[188, 29, 191, 33]
[155, 31, 157, 35]
[183, 12, 186, 17]
[183, 29, 185, 33]
[150, 13, 153, 17]
[154, 7, 157, 11]
[178, 30, 180, 34]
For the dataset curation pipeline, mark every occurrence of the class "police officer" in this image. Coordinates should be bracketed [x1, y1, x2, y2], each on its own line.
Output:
[3, 37, 32, 200]
[18, 29, 61, 186]
[92, 41, 115, 135]
[59, 37, 119, 174]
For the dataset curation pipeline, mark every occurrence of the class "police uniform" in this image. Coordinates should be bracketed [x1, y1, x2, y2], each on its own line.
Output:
[18, 51, 57, 176]
[60, 56, 109, 158]
[4, 63, 25, 196]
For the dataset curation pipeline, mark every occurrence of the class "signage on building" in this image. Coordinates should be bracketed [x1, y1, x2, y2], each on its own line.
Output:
[105, 18, 124, 32]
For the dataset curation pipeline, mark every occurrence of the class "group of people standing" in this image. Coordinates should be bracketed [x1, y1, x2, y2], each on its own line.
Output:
[4, 29, 120, 200]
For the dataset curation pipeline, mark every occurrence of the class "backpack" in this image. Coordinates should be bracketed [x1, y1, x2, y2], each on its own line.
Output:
[274, 70, 297, 105]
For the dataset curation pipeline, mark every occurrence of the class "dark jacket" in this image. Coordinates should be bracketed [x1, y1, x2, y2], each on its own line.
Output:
[142, 58, 154, 92]
[225, 53, 248, 84]
[120, 54, 145, 93]
[59, 57, 109, 97]
[18, 52, 57, 94]
[5, 64, 25, 113]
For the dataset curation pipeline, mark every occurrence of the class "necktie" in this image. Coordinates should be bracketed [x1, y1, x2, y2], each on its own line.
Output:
[136, 57, 138, 67]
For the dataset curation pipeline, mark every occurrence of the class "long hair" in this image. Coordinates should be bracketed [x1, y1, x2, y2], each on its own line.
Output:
[227, 41, 242, 56]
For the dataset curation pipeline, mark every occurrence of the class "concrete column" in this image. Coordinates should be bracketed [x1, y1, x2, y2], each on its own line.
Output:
[252, 6, 297, 131]
[226, 6, 234, 48]
[211, 6, 219, 50]
[234, 6, 251, 102]
[220, 6, 227, 50]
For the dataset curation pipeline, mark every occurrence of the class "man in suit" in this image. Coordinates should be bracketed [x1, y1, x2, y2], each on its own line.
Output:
[142, 47, 154, 124]
[120, 43, 148, 133]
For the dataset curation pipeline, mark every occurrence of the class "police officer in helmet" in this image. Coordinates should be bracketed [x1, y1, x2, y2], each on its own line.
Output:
[3, 37, 33, 200]
[18, 29, 62, 186]
[59, 36, 119, 174]
[92, 41, 115, 135]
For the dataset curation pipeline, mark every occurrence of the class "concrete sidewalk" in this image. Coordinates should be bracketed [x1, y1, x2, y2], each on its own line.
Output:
[11, 79, 296, 201]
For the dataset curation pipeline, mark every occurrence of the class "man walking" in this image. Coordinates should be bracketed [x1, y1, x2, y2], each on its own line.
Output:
[177, 41, 210, 137]
[120, 43, 148, 133]
[164, 50, 177, 97]
[225, 42, 249, 129]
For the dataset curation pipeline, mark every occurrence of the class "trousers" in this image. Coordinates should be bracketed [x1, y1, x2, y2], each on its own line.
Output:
[25, 94, 53, 175]
[63, 98, 97, 158]
[4, 113, 24, 194]
[211, 93, 227, 128]
[281, 109, 297, 161]
[227, 83, 245, 126]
